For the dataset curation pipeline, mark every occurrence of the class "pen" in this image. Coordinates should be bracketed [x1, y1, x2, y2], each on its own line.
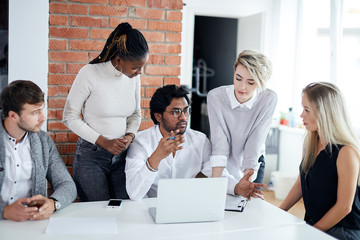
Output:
[253, 192, 264, 200]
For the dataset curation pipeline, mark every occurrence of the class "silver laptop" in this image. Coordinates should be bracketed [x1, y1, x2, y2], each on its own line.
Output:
[149, 177, 228, 224]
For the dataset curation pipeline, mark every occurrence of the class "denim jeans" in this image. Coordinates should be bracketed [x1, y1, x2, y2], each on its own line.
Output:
[73, 137, 129, 202]
[253, 155, 265, 184]
[326, 226, 360, 240]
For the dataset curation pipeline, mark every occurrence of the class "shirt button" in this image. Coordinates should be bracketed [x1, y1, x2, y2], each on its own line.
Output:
[17, 164, 19, 167]
[12, 139, 15, 142]
[14, 148, 17, 150]
[10, 197, 13, 200]
[14, 181, 16, 184]
[8, 138, 11, 140]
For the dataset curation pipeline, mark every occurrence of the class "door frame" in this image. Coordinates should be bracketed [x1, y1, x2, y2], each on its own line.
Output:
[181, 0, 277, 89]
[9, 0, 49, 130]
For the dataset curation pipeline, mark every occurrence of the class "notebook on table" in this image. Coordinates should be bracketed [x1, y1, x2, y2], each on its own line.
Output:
[149, 177, 228, 224]
[225, 195, 248, 212]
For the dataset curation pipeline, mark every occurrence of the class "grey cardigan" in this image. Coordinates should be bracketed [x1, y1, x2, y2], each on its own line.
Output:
[0, 123, 77, 218]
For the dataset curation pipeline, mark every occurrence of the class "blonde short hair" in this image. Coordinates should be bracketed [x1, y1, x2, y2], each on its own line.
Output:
[234, 50, 272, 90]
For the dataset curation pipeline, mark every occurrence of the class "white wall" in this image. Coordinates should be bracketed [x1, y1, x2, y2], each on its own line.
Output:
[9, 0, 49, 130]
[237, 13, 264, 53]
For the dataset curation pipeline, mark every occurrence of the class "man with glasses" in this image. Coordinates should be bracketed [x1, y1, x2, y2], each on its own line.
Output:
[125, 85, 265, 200]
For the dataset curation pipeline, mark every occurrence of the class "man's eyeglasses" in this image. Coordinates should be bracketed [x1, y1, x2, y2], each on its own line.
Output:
[165, 108, 192, 118]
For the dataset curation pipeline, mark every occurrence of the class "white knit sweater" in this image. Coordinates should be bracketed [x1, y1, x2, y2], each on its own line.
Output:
[63, 61, 141, 144]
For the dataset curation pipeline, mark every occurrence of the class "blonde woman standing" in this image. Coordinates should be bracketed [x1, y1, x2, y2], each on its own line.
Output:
[280, 82, 360, 239]
[207, 50, 277, 194]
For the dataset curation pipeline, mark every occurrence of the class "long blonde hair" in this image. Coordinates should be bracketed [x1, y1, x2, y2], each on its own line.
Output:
[301, 82, 360, 185]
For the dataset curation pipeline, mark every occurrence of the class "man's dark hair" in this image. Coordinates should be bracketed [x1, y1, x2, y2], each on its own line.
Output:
[0, 80, 44, 118]
[150, 85, 190, 125]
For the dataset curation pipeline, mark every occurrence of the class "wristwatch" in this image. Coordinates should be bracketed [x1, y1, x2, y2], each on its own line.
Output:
[125, 132, 135, 142]
[49, 197, 61, 212]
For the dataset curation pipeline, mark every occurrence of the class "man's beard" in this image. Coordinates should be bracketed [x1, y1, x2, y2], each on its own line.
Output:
[162, 120, 187, 134]
[17, 119, 42, 133]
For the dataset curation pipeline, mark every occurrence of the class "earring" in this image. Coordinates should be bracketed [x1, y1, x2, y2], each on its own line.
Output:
[114, 64, 122, 77]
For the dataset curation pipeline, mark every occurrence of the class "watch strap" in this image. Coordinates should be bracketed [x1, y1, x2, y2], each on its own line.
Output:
[49, 197, 61, 211]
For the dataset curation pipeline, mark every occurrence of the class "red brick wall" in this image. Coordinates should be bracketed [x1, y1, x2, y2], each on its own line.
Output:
[48, 0, 183, 174]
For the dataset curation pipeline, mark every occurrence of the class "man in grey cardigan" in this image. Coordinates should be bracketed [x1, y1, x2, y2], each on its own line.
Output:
[0, 80, 76, 221]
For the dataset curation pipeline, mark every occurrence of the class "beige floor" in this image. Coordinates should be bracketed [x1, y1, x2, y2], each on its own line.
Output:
[263, 190, 305, 220]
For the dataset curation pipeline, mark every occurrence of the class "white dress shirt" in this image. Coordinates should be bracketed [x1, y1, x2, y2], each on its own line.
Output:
[0, 133, 32, 205]
[125, 125, 237, 199]
[228, 85, 258, 110]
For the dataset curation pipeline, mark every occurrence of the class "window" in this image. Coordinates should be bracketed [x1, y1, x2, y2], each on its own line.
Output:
[337, 0, 360, 136]
[281, 0, 360, 136]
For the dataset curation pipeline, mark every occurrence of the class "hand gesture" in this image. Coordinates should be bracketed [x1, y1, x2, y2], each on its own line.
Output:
[30, 195, 55, 220]
[96, 135, 127, 155]
[118, 134, 134, 151]
[3, 197, 41, 221]
[234, 170, 266, 200]
[147, 130, 185, 170]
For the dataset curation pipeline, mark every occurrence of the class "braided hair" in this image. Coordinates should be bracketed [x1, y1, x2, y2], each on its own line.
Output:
[90, 22, 148, 64]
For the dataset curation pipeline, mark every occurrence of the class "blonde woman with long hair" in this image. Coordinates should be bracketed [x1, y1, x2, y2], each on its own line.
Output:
[280, 82, 360, 239]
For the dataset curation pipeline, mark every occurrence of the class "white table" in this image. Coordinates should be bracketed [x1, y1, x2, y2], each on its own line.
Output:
[167, 224, 335, 240]
[0, 196, 334, 240]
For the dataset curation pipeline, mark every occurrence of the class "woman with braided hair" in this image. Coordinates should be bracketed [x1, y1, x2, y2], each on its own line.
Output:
[63, 22, 148, 201]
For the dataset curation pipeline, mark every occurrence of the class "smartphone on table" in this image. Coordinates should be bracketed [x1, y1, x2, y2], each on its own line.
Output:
[107, 199, 122, 209]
